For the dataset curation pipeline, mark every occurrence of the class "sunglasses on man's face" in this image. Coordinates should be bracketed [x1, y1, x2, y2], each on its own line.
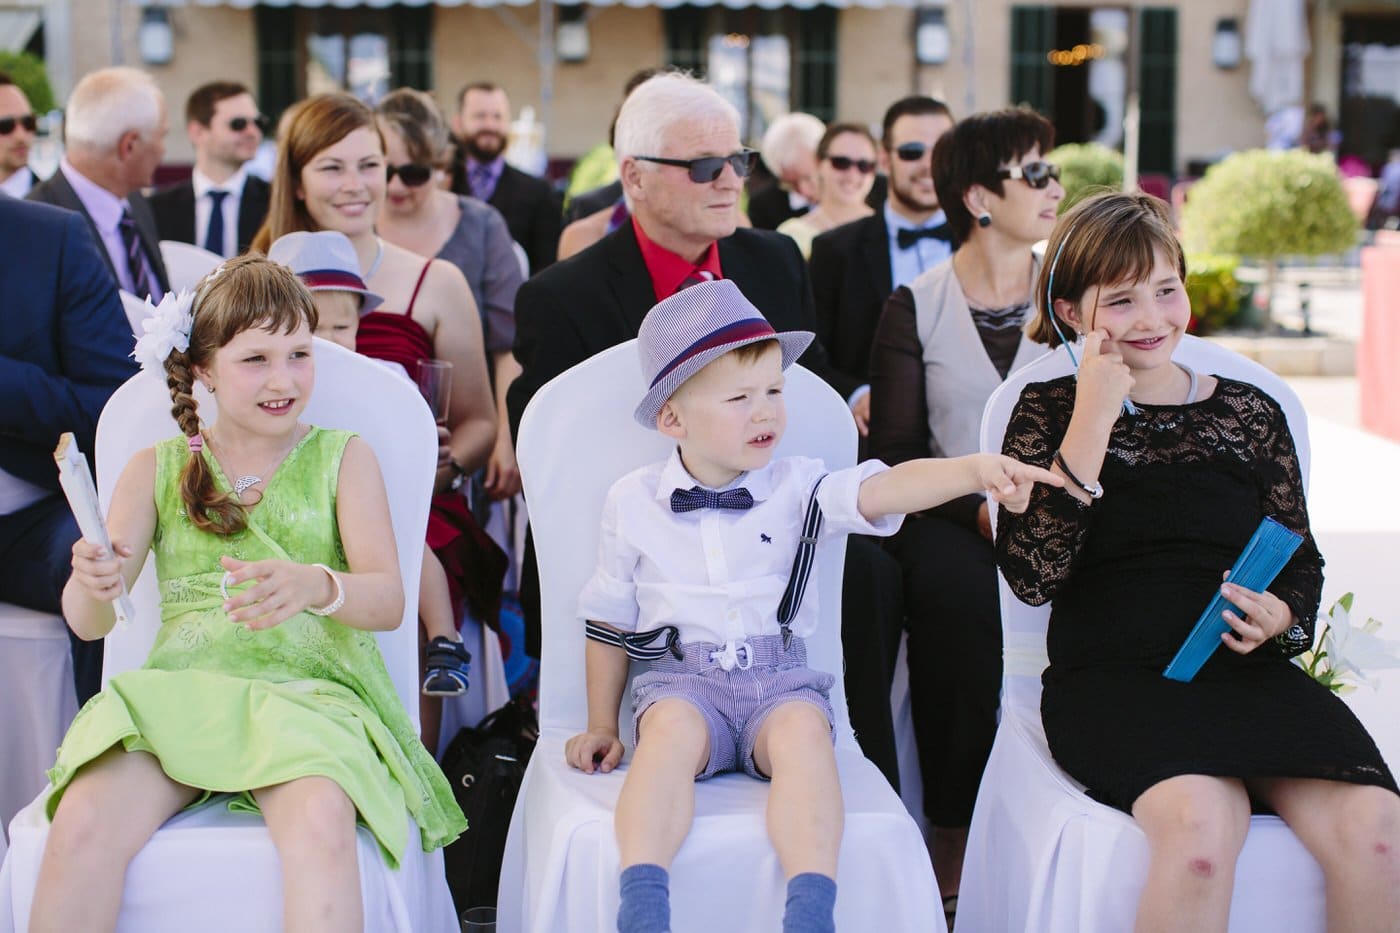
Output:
[893, 141, 931, 163]
[997, 161, 1062, 189]
[386, 162, 434, 187]
[826, 155, 876, 174]
[227, 114, 271, 134]
[634, 149, 759, 183]
[0, 114, 37, 136]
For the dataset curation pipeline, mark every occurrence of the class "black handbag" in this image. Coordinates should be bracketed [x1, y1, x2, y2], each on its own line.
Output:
[440, 694, 539, 914]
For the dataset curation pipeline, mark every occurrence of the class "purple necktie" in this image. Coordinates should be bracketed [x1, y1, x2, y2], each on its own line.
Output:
[118, 209, 154, 300]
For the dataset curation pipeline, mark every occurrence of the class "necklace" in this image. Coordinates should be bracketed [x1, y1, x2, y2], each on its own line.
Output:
[364, 236, 385, 280]
[209, 428, 304, 498]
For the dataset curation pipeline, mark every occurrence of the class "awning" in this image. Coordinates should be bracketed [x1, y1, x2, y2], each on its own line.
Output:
[145, 0, 913, 9]
[0, 8, 42, 52]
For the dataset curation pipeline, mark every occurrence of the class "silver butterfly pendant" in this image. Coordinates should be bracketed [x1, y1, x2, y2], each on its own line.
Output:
[233, 475, 262, 497]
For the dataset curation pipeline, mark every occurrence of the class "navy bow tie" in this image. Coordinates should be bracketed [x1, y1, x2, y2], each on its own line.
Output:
[670, 486, 755, 513]
[896, 223, 954, 250]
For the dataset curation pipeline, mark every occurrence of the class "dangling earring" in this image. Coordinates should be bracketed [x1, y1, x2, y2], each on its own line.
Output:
[977, 212, 992, 228]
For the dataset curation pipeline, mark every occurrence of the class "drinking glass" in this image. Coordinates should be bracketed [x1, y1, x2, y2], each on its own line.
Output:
[460, 906, 496, 932]
[416, 359, 453, 423]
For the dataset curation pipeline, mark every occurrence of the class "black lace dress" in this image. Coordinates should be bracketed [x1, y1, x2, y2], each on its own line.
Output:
[996, 375, 1397, 812]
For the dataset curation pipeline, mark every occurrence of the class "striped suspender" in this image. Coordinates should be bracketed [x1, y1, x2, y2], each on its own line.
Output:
[775, 473, 827, 649]
[585, 620, 684, 661]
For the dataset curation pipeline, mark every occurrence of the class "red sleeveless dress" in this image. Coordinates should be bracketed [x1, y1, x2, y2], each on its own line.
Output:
[356, 261, 506, 627]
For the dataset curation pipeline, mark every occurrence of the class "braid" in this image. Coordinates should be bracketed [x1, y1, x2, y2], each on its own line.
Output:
[165, 349, 248, 535]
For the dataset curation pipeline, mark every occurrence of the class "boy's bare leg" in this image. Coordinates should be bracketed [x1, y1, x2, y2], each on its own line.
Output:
[254, 776, 364, 932]
[31, 746, 198, 933]
[418, 548, 458, 642]
[615, 698, 711, 868]
[752, 701, 843, 880]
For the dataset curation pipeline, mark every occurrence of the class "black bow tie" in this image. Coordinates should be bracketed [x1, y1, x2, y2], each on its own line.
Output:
[670, 486, 755, 513]
[896, 224, 954, 250]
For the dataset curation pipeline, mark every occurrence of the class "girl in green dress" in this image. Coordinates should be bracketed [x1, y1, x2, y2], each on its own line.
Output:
[32, 255, 465, 931]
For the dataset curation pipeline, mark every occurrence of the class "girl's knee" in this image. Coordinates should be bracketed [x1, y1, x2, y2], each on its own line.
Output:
[1137, 778, 1249, 863]
[1331, 786, 1400, 868]
[277, 779, 358, 854]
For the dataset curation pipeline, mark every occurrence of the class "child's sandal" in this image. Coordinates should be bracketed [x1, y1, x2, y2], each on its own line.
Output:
[422, 636, 472, 697]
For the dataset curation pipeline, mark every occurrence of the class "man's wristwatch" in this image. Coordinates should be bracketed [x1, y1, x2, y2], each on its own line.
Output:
[447, 457, 468, 493]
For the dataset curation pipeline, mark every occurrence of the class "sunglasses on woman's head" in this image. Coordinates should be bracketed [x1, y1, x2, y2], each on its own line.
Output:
[0, 114, 37, 135]
[227, 114, 271, 134]
[386, 162, 434, 187]
[893, 141, 931, 162]
[997, 161, 1062, 189]
[826, 155, 876, 174]
[633, 149, 759, 183]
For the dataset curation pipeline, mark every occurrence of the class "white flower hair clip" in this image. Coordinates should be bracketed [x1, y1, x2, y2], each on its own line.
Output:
[132, 289, 197, 373]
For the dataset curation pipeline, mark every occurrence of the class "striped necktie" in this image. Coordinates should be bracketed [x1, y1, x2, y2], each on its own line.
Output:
[678, 269, 715, 292]
[118, 209, 154, 300]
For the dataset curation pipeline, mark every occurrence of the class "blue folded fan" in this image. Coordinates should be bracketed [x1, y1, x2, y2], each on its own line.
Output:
[1163, 516, 1305, 683]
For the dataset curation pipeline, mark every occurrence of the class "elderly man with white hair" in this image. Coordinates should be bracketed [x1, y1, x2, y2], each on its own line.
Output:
[28, 66, 170, 299]
[749, 111, 824, 230]
[507, 72, 906, 792]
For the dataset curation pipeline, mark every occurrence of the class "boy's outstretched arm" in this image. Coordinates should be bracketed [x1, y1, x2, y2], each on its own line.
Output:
[857, 453, 1064, 523]
[565, 629, 630, 774]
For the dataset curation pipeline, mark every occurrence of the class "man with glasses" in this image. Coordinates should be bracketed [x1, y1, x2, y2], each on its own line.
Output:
[149, 81, 270, 258]
[0, 72, 39, 199]
[809, 97, 955, 428]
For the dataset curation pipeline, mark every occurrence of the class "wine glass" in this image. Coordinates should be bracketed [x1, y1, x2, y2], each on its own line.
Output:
[416, 359, 453, 424]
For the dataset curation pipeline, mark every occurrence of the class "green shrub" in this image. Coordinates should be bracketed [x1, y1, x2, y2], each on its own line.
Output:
[1181, 149, 1358, 260]
[1047, 142, 1123, 212]
[0, 51, 55, 114]
[1185, 254, 1242, 334]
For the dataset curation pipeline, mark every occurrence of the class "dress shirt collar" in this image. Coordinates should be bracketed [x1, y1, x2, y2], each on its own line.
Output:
[883, 199, 947, 240]
[60, 159, 127, 234]
[466, 155, 504, 181]
[192, 164, 248, 201]
[654, 447, 776, 504]
[631, 215, 724, 301]
[0, 167, 33, 199]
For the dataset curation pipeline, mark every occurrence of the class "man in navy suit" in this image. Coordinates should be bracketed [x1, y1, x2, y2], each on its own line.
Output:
[0, 196, 139, 704]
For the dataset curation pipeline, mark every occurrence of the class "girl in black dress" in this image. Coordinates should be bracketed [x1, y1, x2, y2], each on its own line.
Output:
[996, 192, 1400, 932]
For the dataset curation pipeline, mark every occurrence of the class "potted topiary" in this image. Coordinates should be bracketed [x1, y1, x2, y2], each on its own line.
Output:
[1180, 149, 1358, 330]
[0, 51, 56, 114]
[1046, 142, 1124, 213]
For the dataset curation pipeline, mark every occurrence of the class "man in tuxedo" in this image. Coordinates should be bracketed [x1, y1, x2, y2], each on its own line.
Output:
[28, 67, 170, 299]
[148, 81, 270, 258]
[809, 96, 955, 435]
[508, 73, 905, 788]
[450, 82, 561, 275]
[0, 72, 39, 199]
[0, 197, 139, 704]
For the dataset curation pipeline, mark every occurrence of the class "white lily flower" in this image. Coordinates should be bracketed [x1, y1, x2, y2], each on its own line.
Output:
[1320, 595, 1400, 690]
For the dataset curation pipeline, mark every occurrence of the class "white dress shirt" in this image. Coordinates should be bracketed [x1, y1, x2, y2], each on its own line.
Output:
[192, 165, 247, 258]
[59, 160, 157, 295]
[886, 200, 953, 292]
[577, 451, 902, 646]
[0, 167, 34, 199]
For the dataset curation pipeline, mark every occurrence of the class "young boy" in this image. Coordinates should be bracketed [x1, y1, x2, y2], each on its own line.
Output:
[565, 280, 1061, 933]
[268, 230, 474, 699]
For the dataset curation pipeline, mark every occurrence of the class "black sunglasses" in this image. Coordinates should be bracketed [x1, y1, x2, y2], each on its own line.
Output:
[826, 155, 876, 174]
[998, 161, 1062, 189]
[893, 141, 930, 162]
[634, 149, 759, 183]
[0, 114, 37, 136]
[386, 162, 434, 187]
[227, 114, 271, 133]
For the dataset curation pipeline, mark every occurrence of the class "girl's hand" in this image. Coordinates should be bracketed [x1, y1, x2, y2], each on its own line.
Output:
[1074, 330, 1135, 429]
[70, 538, 133, 603]
[484, 429, 522, 501]
[565, 729, 624, 774]
[975, 454, 1065, 514]
[1219, 572, 1296, 654]
[220, 555, 336, 630]
[435, 425, 452, 469]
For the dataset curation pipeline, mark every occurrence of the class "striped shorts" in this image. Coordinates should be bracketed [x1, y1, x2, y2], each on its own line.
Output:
[630, 634, 836, 780]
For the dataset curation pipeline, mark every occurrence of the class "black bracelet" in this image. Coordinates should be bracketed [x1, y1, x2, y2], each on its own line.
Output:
[1053, 449, 1104, 499]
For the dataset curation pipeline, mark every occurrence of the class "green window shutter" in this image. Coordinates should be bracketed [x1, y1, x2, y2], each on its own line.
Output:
[1010, 5, 1055, 116]
[390, 5, 433, 92]
[794, 6, 837, 122]
[255, 6, 298, 127]
[1138, 8, 1177, 175]
[664, 6, 707, 77]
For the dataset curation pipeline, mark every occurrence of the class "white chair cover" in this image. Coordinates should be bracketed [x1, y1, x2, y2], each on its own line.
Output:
[499, 341, 940, 933]
[159, 240, 223, 293]
[0, 605, 76, 843]
[958, 334, 1327, 932]
[0, 338, 458, 932]
[119, 291, 148, 342]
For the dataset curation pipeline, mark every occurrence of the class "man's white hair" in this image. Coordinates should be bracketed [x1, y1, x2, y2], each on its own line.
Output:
[759, 112, 824, 175]
[614, 73, 741, 167]
[65, 67, 163, 153]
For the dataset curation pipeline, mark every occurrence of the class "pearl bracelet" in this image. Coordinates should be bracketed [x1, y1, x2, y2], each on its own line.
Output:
[306, 563, 345, 617]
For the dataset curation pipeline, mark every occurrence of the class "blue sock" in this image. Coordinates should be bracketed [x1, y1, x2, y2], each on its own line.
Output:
[783, 872, 837, 933]
[618, 863, 670, 933]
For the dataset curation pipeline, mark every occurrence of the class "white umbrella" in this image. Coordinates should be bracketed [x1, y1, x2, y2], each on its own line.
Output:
[1246, 0, 1311, 115]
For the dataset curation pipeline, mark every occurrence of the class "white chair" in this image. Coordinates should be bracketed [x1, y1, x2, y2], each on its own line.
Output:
[0, 338, 458, 932]
[0, 605, 77, 844]
[159, 240, 223, 293]
[511, 241, 530, 280]
[958, 334, 1327, 932]
[118, 290, 150, 345]
[498, 341, 940, 933]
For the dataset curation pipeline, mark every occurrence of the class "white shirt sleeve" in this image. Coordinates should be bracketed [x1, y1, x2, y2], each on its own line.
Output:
[575, 487, 642, 632]
[812, 459, 904, 539]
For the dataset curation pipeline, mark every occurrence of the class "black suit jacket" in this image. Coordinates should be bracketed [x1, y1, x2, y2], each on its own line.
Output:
[506, 222, 858, 440]
[27, 169, 171, 295]
[563, 179, 623, 225]
[451, 155, 561, 275]
[147, 174, 271, 256]
[808, 213, 893, 388]
[747, 183, 807, 231]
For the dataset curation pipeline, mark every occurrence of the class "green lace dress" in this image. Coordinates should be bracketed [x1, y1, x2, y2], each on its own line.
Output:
[45, 427, 466, 867]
